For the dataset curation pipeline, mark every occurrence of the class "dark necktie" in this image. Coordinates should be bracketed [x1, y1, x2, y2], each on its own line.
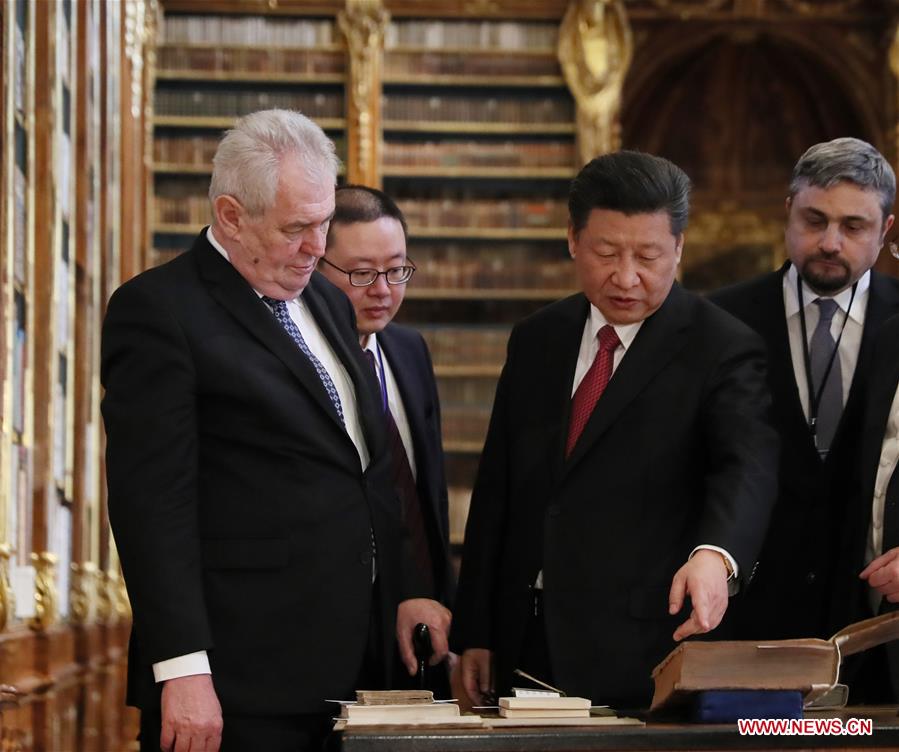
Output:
[365, 349, 434, 595]
[566, 325, 620, 458]
[262, 296, 344, 424]
[810, 298, 842, 456]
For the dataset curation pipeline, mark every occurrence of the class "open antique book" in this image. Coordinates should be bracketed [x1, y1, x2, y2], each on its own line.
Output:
[650, 611, 899, 711]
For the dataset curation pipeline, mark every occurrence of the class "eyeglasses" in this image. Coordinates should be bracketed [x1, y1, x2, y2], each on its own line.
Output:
[319, 257, 416, 287]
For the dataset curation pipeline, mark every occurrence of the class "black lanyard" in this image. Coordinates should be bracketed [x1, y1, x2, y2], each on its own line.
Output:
[796, 274, 856, 447]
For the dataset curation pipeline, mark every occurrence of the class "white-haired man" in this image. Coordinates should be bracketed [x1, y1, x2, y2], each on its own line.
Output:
[102, 109, 449, 752]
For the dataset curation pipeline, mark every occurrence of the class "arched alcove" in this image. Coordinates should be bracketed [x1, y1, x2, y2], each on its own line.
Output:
[620, 26, 879, 289]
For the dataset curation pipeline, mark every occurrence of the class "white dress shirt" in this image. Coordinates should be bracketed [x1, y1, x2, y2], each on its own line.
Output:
[783, 264, 869, 417]
[866, 384, 899, 612]
[153, 228, 371, 683]
[364, 333, 417, 479]
[536, 303, 738, 589]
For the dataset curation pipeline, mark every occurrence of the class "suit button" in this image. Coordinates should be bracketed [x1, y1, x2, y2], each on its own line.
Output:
[806, 571, 816, 584]
[359, 551, 372, 566]
[547, 506, 561, 518]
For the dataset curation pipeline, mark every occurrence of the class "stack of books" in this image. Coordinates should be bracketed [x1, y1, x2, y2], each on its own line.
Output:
[498, 695, 591, 719]
[334, 690, 483, 728]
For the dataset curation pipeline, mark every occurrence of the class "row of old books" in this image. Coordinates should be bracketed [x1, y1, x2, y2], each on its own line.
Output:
[162, 14, 337, 47]
[437, 377, 498, 407]
[383, 20, 558, 50]
[158, 46, 345, 76]
[154, 136, 569, 172]
[383, 140, 575, 170]
[397, 198, 568, 230]
[153, 135, 347, 168]
[419, 326, 510, 368]
[154, 195, 567, 230]
[155, 90, 343, 119]
[440, 406, 491, 446]
[415, 257, 575, 291]
[162, 15, 557, 51]
[383, 93, 574, 125]
[384, 50, 560, 78]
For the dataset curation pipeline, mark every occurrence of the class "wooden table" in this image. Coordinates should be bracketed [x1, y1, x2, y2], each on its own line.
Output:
[329, 707, 899, 751]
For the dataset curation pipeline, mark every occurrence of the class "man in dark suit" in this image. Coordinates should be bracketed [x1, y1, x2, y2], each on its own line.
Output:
[101, 110, 450, 752]
[318, 185, 455, 692]
[450, 151, 778, 709]
[711, 137, 899, 642]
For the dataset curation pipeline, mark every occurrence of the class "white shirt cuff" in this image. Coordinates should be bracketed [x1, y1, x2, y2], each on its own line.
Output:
[152, 651, 211, 683]
[690, 544, 740, 590]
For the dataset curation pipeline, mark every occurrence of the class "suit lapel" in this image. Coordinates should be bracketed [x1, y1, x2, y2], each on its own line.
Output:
[195, 236, 348, 437]
[562, 285, 693, 477]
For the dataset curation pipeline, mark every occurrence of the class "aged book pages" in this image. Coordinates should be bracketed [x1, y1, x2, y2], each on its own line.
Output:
[651, 611, 899, 711]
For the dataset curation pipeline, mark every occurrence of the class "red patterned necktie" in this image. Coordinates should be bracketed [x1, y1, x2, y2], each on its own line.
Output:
[364, 349, 434, 595]
[565, 325, 621, 458]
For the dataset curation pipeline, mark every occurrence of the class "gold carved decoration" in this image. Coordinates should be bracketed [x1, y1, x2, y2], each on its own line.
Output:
[28, 552, 58, 632]
[338, 0, 388, 186]
[95, 569, 114, 624]
[116, 571, 132, 621]
[124, 0, 156, 119]
[0, 545, 14, 632]
[558, 0, 633, 165]
[69, 562, 97, 626]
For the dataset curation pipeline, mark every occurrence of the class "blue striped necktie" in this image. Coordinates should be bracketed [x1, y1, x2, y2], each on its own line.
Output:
[262, 296, 344, 424]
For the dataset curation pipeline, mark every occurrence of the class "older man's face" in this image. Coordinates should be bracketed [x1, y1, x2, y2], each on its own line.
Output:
[568, 209, 682, 325]
[785, 181, 893, 296]
[230, 153, 335, 300]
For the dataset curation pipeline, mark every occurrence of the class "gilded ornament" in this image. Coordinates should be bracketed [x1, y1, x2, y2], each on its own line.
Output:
[558, 0, 633, 164]
[0, 544, 14, 632]
[338, 0, 388, 185]
[69, 561, 97, 625]
[95, 569, 114, 624]
[115, 571, 132, 621]
[28, 552, 58, 632]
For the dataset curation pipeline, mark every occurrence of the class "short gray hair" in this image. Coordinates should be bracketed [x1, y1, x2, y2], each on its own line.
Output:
[209, 109, 340, 216]
[789, 137, 896, 221]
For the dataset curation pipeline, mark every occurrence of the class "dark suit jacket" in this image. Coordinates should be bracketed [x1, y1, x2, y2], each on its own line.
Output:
[450, 285, 778, 708]
[710, 265, 899, 640]
[378, 323, 455, 606]
[101, 231, 422, 716]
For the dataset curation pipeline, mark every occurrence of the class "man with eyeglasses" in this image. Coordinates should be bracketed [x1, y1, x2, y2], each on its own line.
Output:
[319, 185, 456, 696]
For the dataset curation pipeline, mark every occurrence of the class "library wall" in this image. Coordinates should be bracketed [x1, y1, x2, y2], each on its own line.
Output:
[0, 0, 154, 749]
[150, 0, 899, 554]
[1, 1, 897, 747]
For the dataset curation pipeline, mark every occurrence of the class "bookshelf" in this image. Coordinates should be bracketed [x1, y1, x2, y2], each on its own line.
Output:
[2, 0, 36, 627]
[148, 7, 580, 550]
[151, 12, 349, 267]
[382, 16, 577, 546]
